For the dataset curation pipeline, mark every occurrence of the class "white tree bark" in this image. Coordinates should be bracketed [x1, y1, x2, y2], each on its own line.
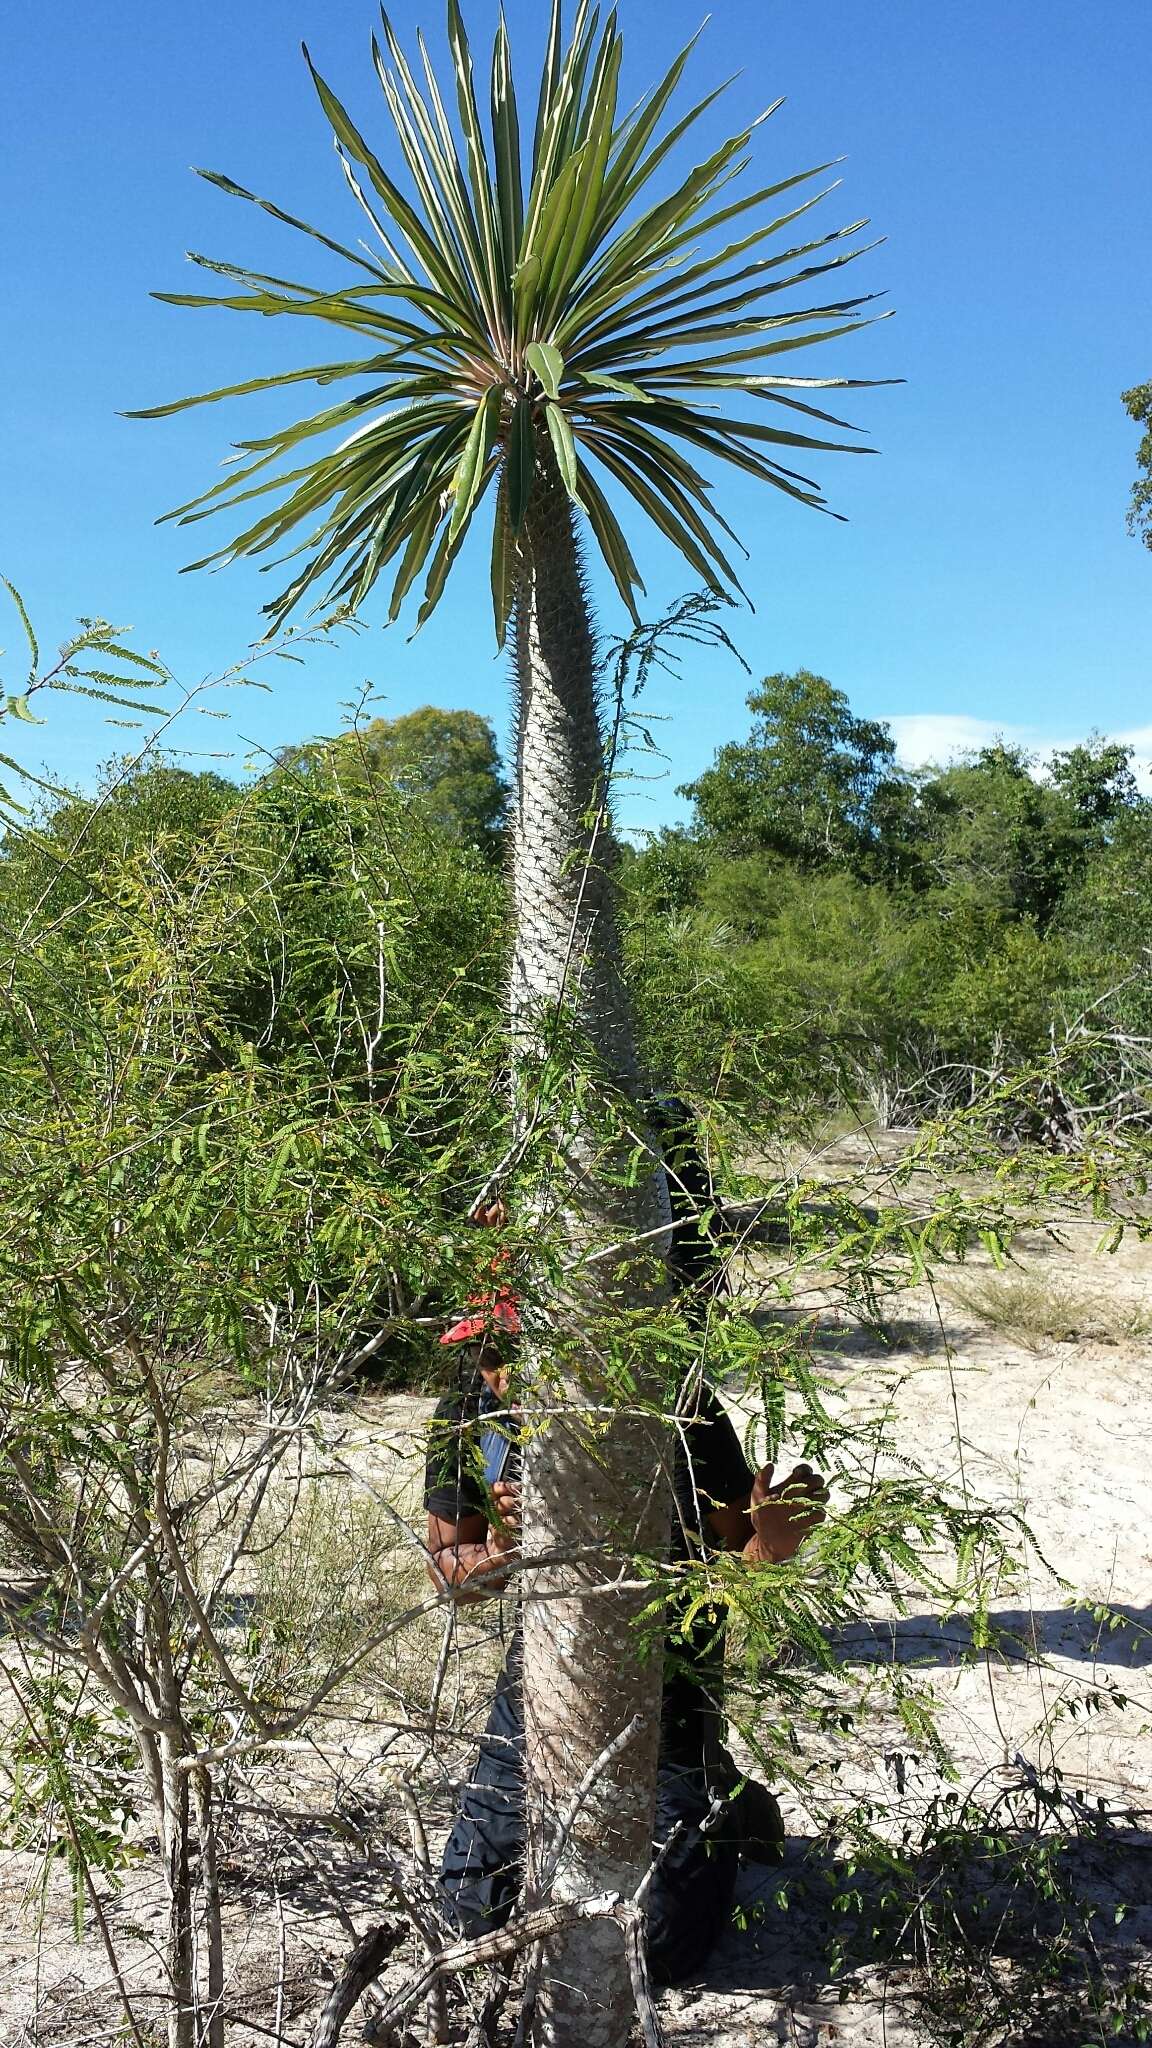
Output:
[509, 453, 672, 2048]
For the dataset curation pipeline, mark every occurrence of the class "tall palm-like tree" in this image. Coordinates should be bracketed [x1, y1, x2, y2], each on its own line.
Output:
[138, 6, 884, 2039]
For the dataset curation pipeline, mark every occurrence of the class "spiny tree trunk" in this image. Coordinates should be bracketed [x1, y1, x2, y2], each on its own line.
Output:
[510, 452, 671, 2048]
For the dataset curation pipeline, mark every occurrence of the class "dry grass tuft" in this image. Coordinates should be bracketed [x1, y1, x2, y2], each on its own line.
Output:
[246, 1479, 434, 1697]
[947, 1268, 1152, 1350]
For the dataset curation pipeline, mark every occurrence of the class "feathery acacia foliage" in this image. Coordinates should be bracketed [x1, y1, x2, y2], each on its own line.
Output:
[133, 0, 888, 639]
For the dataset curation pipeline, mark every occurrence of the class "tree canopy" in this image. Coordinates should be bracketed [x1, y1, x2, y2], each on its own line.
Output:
[134, 1, 886, 637]
[275, 705, 509, 856]
[679, 670, 908, 876]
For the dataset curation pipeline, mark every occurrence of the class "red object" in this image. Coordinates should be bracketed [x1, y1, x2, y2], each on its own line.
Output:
[439, 1291, 522, 1346]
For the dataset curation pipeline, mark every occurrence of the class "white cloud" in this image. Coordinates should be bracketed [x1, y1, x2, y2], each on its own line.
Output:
[887, 714, 1032, 767]
[886, 714, 1152, 792]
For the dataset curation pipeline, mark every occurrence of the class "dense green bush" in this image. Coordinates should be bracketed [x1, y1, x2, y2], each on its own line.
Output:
[622, 675, 1152, 1131]
[0, 751, 508, 1387]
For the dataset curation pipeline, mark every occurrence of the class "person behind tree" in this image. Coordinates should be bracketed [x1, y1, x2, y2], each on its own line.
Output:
[424, 1286, 827, 1983]
[649, 1093, 730, 1307]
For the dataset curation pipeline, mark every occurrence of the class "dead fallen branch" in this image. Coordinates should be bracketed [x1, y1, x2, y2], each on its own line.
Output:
[309, 1891, 666, 2048]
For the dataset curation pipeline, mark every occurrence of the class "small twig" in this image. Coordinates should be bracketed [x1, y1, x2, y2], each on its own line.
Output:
[540, 1712, 645, 1889]
[634, 1816, 687, 1910]
[398, 1780, 449, 2045]
[462, 1969, 511, 2048]
[275, 1871, 288, 2048]
[621, 1904, 666, 2048]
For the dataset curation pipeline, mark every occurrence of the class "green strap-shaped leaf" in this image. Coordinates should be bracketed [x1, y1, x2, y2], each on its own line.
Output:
[581, 111, 770, 306]
[542, 31, 622, 319]
[516, 145, 585, 324]
[304, 50, 480, 315]
[374, 30, 480, 252]
[415, 485, 487, 628]
[577, 194, 853, 343]
[649, 313, 893, 379]
[544, 400, 580, 499]
[599, 419, 749, 577]
[125, 358, 380, 421]
[597, 22, 712, 225]
[388, 497, 443, 619]
[548, 4, 602, 172]
[574, 213, 867, 356]
[181, 249, 482, 331]
[591, 290, 882, 365]
[169, 399, 460, 553]
[150, 282, 436, 347]
[528, 17, 619, 310]
[574, 466, 644, 623]
[531, 0, 567, 176]
[446, 0, 507, 327]
[581, 370, 652, 403]
[194, 168, 389, 278]
[521, 0, 597, 265]
[489, 476, 519, 646]
[644, 396, 867, 458]
[336, 146, 418, 281]
[449, 388, 501, 537]
[525, 341, 564, 399]
[506, 397, 535, 530]
[490, 12, 524, 265]
[585, 432, 737, 594]
[657, 164, 845, 274]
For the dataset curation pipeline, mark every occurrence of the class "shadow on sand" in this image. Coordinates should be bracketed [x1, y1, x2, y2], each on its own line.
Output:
[829, 1601, 1152, 1671]
[699, 1821, 1152, 2042]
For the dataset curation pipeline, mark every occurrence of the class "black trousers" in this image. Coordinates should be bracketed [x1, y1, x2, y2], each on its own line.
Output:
[439, 1645, 740, 1985]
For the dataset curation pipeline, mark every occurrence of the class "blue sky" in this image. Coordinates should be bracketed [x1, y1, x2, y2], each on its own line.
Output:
[3, 1, 1150, 831]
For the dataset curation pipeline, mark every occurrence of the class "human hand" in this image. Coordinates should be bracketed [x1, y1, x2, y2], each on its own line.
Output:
[486, 1480, 521, 1558]
[746, 1463, 828, 1565]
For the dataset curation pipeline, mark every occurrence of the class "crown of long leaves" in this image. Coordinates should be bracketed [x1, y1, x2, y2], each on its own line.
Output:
[135, 0, 890, 642]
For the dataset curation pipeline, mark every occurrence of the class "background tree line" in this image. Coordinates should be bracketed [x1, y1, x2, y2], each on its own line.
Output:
[623, 667, 1152, 1133]
[9, 664, 1150, 1206]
